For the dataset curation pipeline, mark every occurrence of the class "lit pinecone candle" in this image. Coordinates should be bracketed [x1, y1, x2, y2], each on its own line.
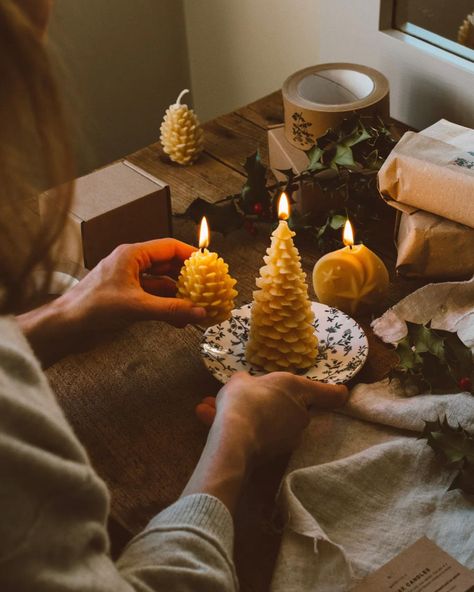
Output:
[246, 193, 318, 372]
[177, 216, 238, 327]
[160, 89, 203, 165]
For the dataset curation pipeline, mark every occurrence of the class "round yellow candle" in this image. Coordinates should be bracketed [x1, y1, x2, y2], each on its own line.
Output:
[312, 219, 389, 315]
[177, 217, 238, 327]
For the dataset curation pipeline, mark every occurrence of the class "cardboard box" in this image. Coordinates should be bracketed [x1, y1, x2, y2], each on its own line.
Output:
[392, 202, 474, 279]
[268, 125, 324, 214]
[40, 160, 172, 269]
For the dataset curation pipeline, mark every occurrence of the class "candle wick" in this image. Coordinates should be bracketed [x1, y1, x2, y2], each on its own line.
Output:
[200, 247, 205, 253]
[349, 244, 353, 250]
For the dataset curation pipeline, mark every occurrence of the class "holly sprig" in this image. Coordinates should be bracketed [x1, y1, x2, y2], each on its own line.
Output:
[390, 321, 473, 395]
[421, 417, 474, 494]
[180, 113, 397, 250]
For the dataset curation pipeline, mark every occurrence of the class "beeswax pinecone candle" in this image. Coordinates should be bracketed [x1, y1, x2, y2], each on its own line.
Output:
[177, 249, 238, 327]
[246, 220, 318, 372]
[160, 89, 203, 165]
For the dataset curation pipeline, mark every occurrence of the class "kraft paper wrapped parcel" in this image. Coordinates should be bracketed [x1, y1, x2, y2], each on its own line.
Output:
[378, 119, 474, 279]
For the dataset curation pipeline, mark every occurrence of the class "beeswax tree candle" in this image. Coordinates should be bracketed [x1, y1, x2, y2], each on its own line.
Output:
[312, 219, 389, 315]
[177, 217, 238, 327]
[160, 89, 203, 165]
[246, 193, 318, 372]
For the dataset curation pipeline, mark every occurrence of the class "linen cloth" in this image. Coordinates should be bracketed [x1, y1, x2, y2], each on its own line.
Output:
[0, 316, 238, 592]
[272, 278, 474, 592]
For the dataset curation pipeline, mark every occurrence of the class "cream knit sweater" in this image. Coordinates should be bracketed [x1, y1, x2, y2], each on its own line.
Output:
[0, 316, 238, 591]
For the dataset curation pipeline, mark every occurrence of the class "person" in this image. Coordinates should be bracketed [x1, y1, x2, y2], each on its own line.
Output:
[0, 1, 348, 590]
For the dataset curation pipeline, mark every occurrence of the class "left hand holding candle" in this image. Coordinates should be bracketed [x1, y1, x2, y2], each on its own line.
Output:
[312, 219, 389, 315]
[177, 217, 238, 327]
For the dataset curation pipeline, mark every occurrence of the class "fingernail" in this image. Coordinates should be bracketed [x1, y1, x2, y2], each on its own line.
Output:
[192, 307, 207, 319]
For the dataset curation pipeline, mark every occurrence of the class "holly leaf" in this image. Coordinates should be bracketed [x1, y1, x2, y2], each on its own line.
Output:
[407, 323, 446, 361]
[183, 197, 244, 235]
[421, 416, 474, 494]
[394, 336, 422, 371]
[449, 461, 474, 494]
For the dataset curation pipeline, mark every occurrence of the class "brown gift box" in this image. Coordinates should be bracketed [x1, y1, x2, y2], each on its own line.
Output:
[268, 124, 323, 214]
[392, 202, 474, 279]
[40, 160, 172, 269]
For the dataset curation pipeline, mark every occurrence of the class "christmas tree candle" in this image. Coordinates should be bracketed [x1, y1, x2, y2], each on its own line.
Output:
[177, 217, 238, 327]
[312, 219, 389, 315]
[246, 193, 318, 372]
[160, 89, 203, 165]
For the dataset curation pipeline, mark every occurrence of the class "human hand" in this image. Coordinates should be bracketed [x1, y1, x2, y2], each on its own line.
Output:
[59, 238, 206, 332]
[196, 372, 348, 461]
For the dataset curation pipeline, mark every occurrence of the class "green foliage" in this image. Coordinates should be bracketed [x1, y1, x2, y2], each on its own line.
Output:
[181, 114, 397, 249]
[390, 322, 473, 394]
[420, 417, 474, 494]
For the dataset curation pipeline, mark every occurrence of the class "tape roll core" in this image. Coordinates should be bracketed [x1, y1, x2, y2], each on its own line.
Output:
[283, 63, 389, 149]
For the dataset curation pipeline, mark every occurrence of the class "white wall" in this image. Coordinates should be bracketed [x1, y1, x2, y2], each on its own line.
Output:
[49, 0, 190, 173]
[183, 0, 320, 122]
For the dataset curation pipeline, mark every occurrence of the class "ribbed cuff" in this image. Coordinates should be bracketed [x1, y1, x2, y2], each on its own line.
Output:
[145, 494, 234, 557]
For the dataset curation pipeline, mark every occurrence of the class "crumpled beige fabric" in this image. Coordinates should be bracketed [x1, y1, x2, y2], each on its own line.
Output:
[271, 279, 474, 592]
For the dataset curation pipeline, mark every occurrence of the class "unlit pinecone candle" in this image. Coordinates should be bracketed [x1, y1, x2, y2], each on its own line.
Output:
[246, 193, 318, 372]
[312, 219, 389, 315]
[177, 217, 238, 327]
[160, 89, 203, 165]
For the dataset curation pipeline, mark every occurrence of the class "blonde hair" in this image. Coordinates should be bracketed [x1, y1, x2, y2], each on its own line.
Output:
[0, 1, 74, 313]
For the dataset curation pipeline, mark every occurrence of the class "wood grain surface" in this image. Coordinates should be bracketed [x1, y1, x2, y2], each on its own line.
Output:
[46, 91, 421, 592]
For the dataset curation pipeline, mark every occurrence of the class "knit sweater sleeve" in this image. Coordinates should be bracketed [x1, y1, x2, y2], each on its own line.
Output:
[0, 317, 238, 592]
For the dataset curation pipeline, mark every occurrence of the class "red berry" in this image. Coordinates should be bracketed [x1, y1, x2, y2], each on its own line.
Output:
[243, 219, 258, 236]
[252, 202, 264, 215]
[458, 377, 472, 391]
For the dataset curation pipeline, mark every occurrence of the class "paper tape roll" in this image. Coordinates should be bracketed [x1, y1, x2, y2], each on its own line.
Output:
[283, 63, 390, 149]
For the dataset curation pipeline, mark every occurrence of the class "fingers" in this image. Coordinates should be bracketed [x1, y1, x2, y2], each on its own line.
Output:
[259, 372, 348, 410]
[295, 378, 349, 409]
[140, 293, 206, 327]
[141, 276, 177, 297]
[134, 239, 196, 270]
[195, 397, 216, 427]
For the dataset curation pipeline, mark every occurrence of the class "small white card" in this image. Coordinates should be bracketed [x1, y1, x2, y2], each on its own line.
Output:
[351, 537, 474, 592]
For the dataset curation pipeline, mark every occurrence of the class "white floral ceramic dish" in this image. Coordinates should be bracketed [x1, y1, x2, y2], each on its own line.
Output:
[200, 302, 369, 384]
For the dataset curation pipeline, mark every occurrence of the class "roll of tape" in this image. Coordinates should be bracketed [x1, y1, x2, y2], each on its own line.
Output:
[282, 63, 390, 149]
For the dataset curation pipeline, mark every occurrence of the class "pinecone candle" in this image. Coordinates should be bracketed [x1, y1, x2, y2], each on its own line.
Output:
[160, 89, 203, 165]
[246, 193, 318, 372]
[177, 217, 238, 327]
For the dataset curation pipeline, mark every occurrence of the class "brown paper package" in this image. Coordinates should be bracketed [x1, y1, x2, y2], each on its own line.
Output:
[395, 205, 474, 279]
[378, 119, 474, 228]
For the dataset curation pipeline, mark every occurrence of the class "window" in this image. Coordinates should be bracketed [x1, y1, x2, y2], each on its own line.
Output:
[393, 0, 474, 62]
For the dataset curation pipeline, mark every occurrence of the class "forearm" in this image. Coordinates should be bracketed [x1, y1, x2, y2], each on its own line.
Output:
[181, 418, 255, 516]
[16, 293, 83, 368]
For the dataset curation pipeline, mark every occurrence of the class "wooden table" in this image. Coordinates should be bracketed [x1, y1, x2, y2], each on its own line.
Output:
[46, 92, 422, 591]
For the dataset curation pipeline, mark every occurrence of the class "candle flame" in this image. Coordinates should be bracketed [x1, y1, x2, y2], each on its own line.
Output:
[199, 216, 210, 249]
[278, 193, 290, 220]
[343, 219, 354, 247]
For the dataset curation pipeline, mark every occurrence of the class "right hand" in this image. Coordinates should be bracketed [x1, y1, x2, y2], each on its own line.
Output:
[197, 372, 348, 461]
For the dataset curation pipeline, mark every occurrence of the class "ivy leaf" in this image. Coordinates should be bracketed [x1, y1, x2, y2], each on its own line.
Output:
[305, 146, 325, 172]
[183, 198, 244, 235]
[421, 416, 474, 494]
[333, 145, 355, 167]
[329, 214, 346, 230]
[344, 125, 371, 148]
